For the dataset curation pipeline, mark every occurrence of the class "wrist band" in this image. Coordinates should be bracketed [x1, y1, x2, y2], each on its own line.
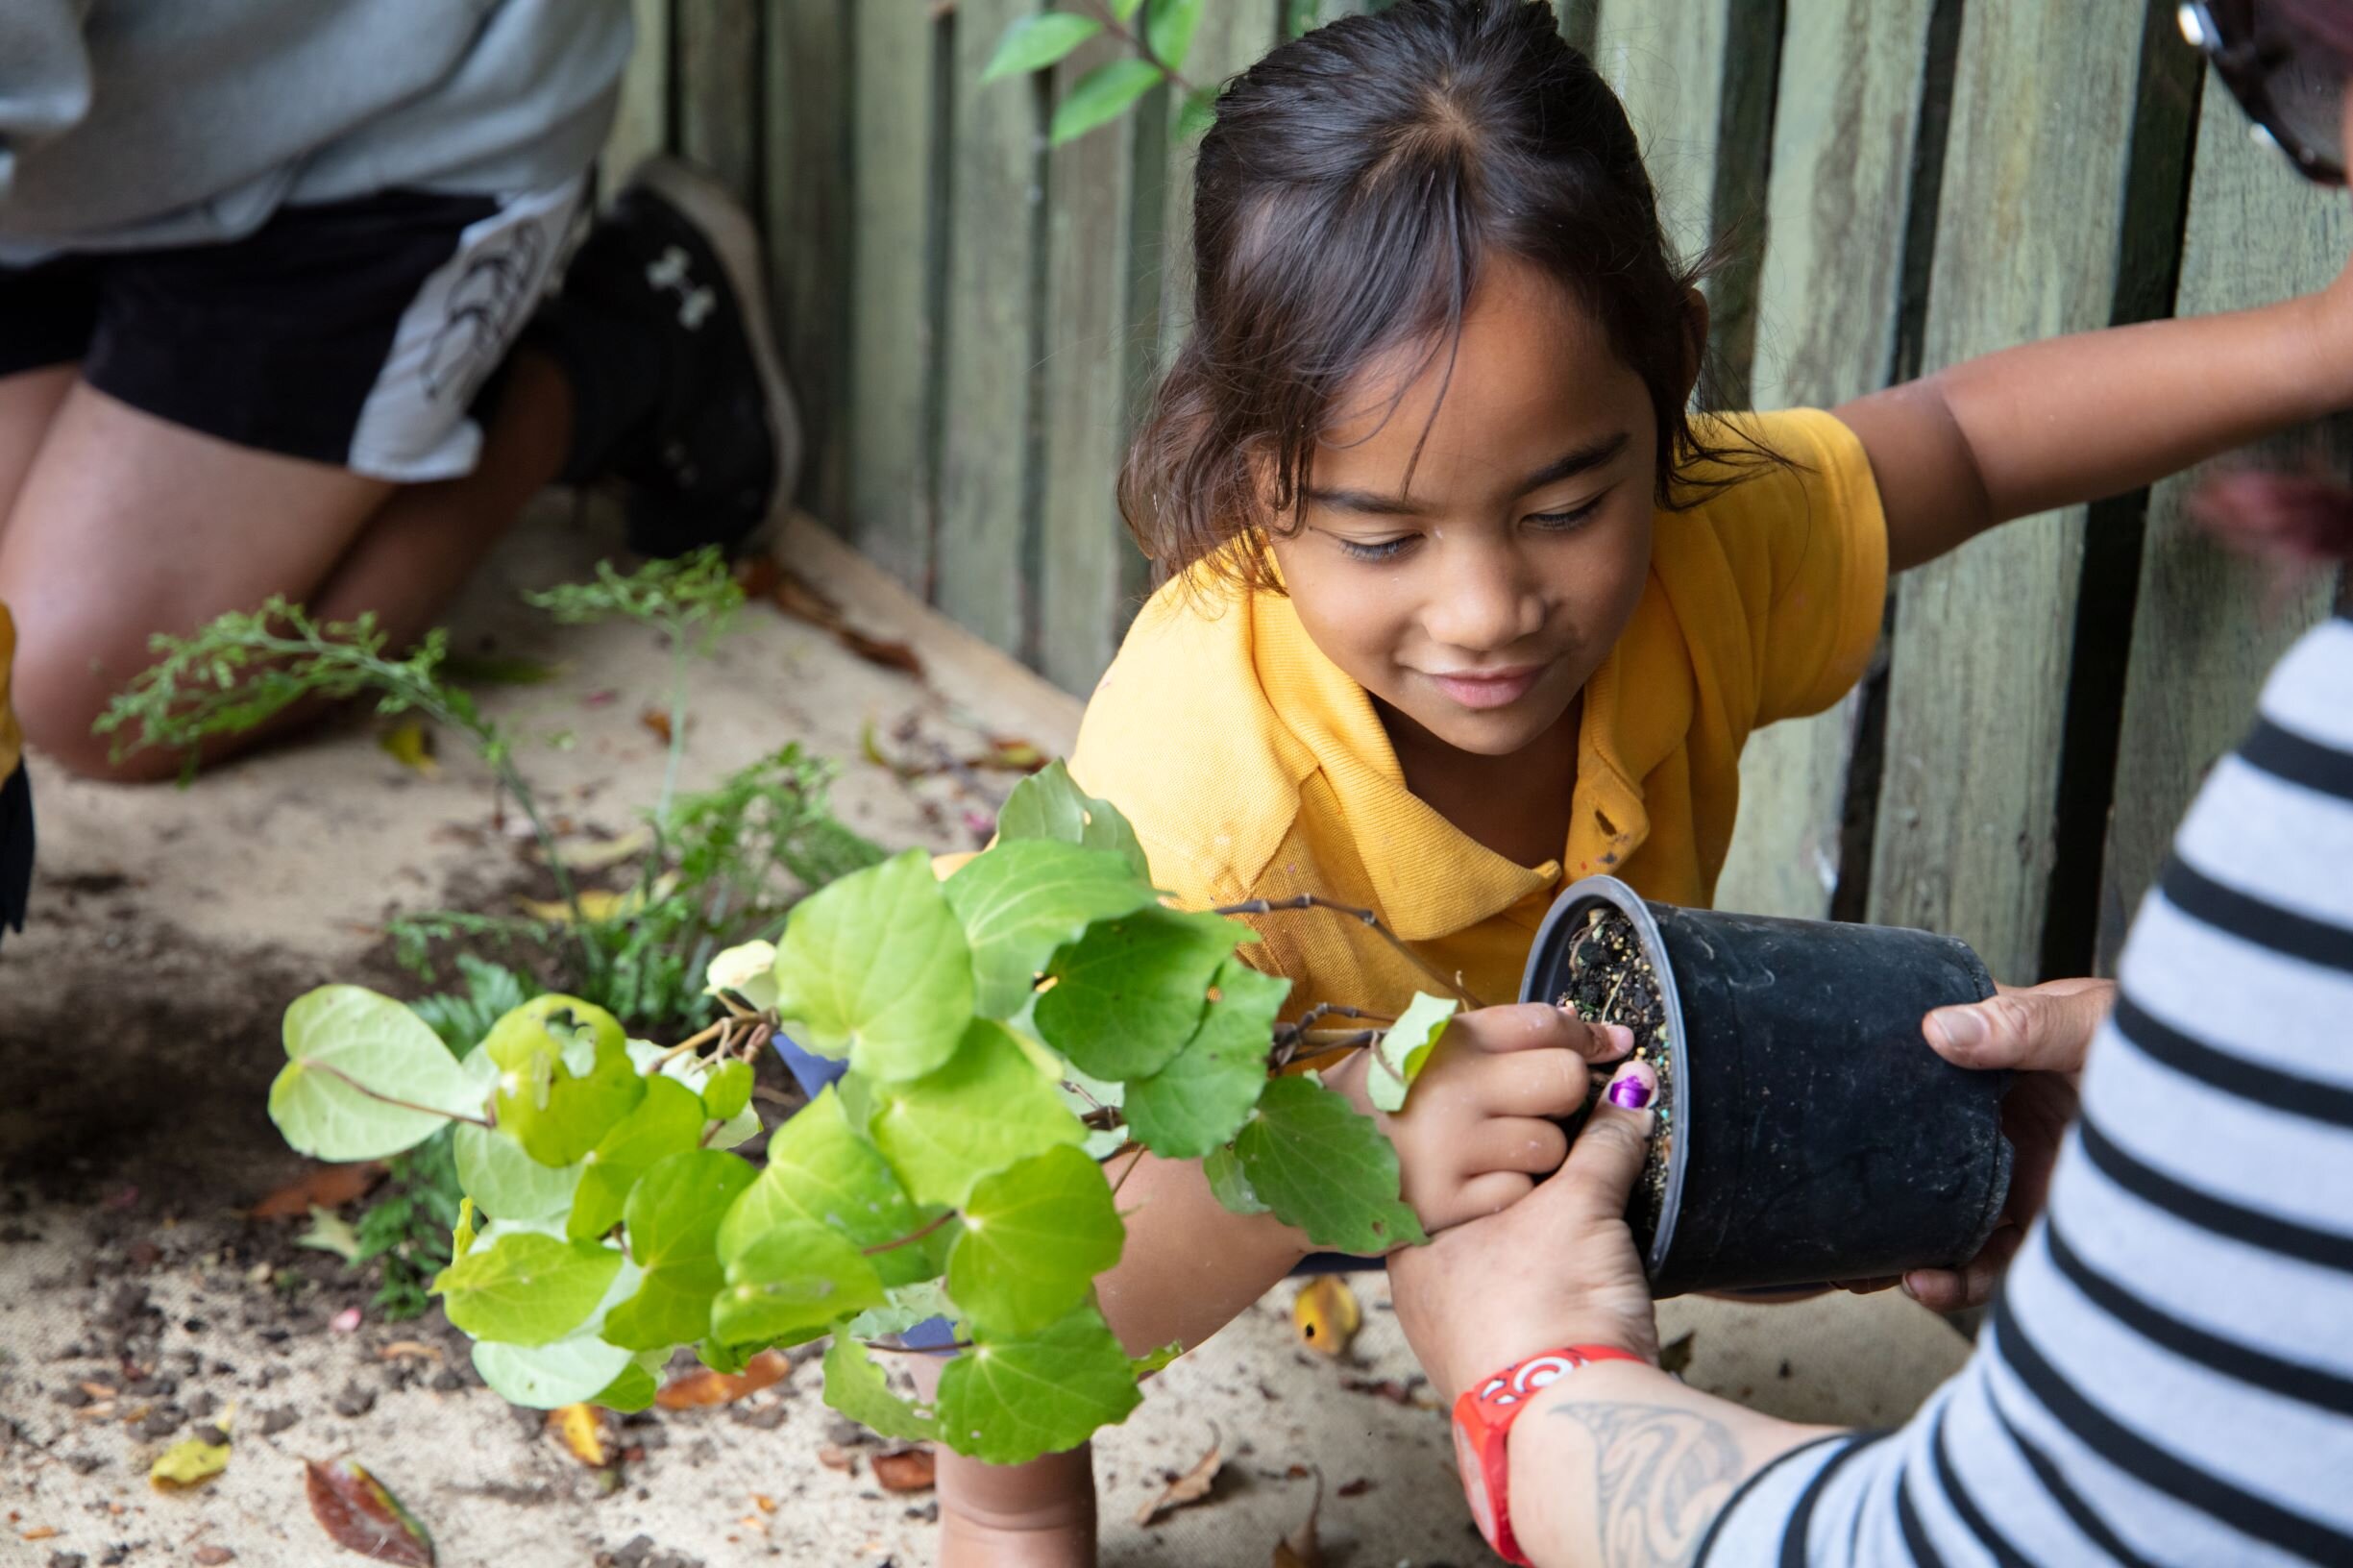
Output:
[1452, 1344, 1650, 1565]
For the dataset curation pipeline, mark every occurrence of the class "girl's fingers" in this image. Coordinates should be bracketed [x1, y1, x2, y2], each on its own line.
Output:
[1465, 1115, 1571, 1177]
[1456, 1002, 1633, 1062]
[1478, 1047, 1591, 1119]
[1453, 1169, 1536, 1224]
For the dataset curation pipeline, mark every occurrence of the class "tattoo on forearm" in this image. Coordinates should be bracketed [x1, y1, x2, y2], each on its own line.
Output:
[1545, 1401, 1743, 1568]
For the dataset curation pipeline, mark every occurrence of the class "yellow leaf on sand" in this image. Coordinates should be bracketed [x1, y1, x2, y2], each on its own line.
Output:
[548, 1404, 609, 1467]
[1292, 1277, 1360, 1359]
[514, 880, 668, 925]
[150, 1437, 231, 1490]
[379, 720, 439, 778]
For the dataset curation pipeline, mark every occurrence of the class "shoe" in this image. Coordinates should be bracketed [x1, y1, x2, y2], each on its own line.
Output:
[544, 157, 802, 556]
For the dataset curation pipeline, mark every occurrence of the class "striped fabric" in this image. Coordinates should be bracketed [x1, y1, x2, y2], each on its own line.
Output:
[1703, 612, 2353, 1567]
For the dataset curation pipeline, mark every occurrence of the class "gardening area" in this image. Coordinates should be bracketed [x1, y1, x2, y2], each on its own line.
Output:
[7, 0, 2353, 1565]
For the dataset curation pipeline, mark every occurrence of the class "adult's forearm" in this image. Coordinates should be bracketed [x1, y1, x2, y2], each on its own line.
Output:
[1506, 1362, 1842, 1568]
[1090, 1148, 1315, 1355]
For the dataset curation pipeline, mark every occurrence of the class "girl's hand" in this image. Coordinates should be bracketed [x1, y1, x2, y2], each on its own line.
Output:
[1388, 1058, 1661, 1402]
[1903, 977, 2113, 1311]
[1333, 1002, 1630, 1238]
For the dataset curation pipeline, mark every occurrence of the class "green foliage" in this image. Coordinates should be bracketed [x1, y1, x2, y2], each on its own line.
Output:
[1368, 992, 1458, 1115]
[521, 548, 744, 649]
[266, 767, 1433, 1462]
[411, 956, 540, 1054]
[983, 0, 1223, 148]
[982, 12, 1103, 81]
[353, 1132, 465, 1319]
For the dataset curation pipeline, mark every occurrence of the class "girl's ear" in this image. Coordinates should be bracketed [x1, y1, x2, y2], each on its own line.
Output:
[1679, 285, 1710, 404]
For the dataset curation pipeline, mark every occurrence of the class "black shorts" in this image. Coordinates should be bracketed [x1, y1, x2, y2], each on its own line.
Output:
[0, 763, 31, 948]
[0, 182, 581, 481]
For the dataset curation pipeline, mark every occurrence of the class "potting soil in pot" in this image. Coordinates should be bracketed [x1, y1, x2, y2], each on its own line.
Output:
[1558, 906, 1673, 1232]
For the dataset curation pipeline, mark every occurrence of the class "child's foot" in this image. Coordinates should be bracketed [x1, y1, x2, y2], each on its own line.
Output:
[935, 1444, 1099, 1568]
[531, 156, 802, 557]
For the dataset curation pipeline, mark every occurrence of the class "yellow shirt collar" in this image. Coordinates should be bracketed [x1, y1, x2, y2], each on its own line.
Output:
[1247, 588, 1650, 942]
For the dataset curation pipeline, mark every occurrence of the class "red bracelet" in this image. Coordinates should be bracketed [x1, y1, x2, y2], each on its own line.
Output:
[1451, 1345, 1650, 1566]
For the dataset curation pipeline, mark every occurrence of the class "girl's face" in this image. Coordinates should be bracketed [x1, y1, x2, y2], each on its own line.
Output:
[1267, 257, 1668, 760]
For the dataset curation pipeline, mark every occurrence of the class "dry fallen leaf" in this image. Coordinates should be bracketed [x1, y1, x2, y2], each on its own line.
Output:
[249, 1163, 384, 1219]
[1135, 1429, 1222, 1526]
[379, 720, 439, 778]
[193, 1547, 236, 1565]
[654, 1349, 794, 1409]
[376, 1342, 444, 1365]
[1658, 1331, 1696, 1376]
[548, 1404, 609, 1467]
[639, 708, 674, 745]
[22, 1525, 59, 1540]
[150, 1436, 231, 1491]
[764, 566, 926, 676]
[817, 1443, 859, 1473]
[525, 824, 656, 874]
[515, 888, 642, 925]
[976, 737, 1048, 773]
[1292, 1277, 1360, 1359]
[871, 1447, 937, 1494]
[305, 1458, 435, 1566]
[1271, 1470, 1323, 1568]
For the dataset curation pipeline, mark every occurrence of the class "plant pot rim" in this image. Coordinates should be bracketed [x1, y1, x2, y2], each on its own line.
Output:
[1521, 873, 1689, 1280]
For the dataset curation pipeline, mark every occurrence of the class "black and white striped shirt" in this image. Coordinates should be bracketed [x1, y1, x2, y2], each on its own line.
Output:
[1705, 611, 2353, 1567]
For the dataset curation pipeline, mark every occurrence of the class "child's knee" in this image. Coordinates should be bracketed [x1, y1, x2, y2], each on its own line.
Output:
[11, 629, 177, 782]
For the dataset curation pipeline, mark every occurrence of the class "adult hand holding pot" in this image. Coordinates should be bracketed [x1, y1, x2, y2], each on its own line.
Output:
[1906, 976, 2115, 1310]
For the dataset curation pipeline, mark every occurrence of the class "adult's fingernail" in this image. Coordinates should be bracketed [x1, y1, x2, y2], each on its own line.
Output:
[1605, 1061, 1655, 1111]
[1600, 1022, 1635, 1055]
[1927, 1006, 1986, 1052]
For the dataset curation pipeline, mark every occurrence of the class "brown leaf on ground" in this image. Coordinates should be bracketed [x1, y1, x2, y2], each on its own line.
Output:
[547, 1404, 609, 1467]
[1335, 1477, 1374, 1498]
[150, 1436, 232, 1492]
[654, 1349, 794, 1409]
[1271, 1470, 1323, 1567]
[304, 1459, 435, 1566]
[816, 1444, 859, 1473]
[1292, 1277, 1360, 1359]
[763, 565, 927, 677]
[1658, 1331, 1696, 1375]
[638, 708, 674, 745]
[973, 737, 1048, 773]
[248, 1164, 383, 1219]
[194, 1547, 236, 1565]
[871, 1448, 937, 1494]
[1135, 1430, 1222, 1527]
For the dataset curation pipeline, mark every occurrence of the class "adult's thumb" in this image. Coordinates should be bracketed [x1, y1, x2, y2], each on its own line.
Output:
[1551, 1059, 1658, 1224]
[1924, 978, 2114, 1076]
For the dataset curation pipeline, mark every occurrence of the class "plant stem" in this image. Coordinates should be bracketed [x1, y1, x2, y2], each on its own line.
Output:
[862, 1211, 958, 1258]
[304, 1061, 494, 1128]
[1073, 0, 1197, 92]
[1213, 895, 1486, 1008]
[652, 1018, 731, 1071]
[864, 1337, 971, 1355]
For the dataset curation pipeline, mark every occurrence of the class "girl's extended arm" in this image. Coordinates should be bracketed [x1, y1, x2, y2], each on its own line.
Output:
[1834, 278, 2353, 571]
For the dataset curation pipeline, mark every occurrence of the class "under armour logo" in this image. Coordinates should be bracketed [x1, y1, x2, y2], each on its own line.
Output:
[646, 246, 716, 330]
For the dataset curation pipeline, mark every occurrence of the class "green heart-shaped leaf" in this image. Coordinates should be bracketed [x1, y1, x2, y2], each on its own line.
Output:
[994, 761, 1149, 879]
[1123, 958, 1285, 1158]
[435, 1231, 623, 1345]
[1050, 57, 1165, 146]
[981, 11, 1104, 82]
[772, 849, 975, 1081]
[472, 1335, 633, 1410]
[566, 1075, 706, 1241]
[870, 1021, 1088, 1209]
[1233, 1076, 1425, 1254]
[822, 1335, 940, 1443]
[713, 1222, 886, 1347]
[1034, 908, 1245, 1080]
[936, 1302, 1142, 1464]
[601, 1150, 758, 1350]
[484, 995, 645, 1165]
[946, 1145, 1124, 1337]
[700, 1059, 754, 1123]
[271, 986, 488, 1161]
[1202, 1144, 1267, 1216]
[720, 1087, 947, 1287]
[945, 841, 1159, 1017]
[453, 1121, 582, 1223]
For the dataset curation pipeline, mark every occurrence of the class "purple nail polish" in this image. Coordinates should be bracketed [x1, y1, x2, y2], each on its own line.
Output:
[1607, 1071, 1654, 1111]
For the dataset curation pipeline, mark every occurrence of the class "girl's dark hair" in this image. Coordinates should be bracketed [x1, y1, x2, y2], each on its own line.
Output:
[1120, 0, 1776, 591]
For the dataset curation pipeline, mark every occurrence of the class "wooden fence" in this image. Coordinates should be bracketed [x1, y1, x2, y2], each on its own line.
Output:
[614, 0, 2349, 986]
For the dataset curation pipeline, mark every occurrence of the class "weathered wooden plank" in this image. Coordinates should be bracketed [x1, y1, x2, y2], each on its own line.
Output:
[765, 0, 850, 520]
[1558, 0, 1601, 59]
[1036, 32, 1151, 693]
[603, 0, 673, 181]
[1157, 7, 1282, 368]
[676, 0, 761, 204]
[1714, 0, 1937, 920]
[1867, 1, 2191, 984]
[2096, 83, 2348, 968]
[937, 0, 1045, 653]
[845, 0, 943, 590]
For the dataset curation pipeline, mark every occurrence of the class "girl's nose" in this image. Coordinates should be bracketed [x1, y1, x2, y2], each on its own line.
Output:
[1423, 543, 1543, 652]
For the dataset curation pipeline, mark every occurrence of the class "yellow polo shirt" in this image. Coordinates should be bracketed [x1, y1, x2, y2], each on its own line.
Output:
[1067, 408, 1887, 1018]
[0, 604, 19, 781]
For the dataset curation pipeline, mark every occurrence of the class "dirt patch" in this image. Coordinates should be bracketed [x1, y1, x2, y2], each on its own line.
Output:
[1558, 906, 1676, 1232]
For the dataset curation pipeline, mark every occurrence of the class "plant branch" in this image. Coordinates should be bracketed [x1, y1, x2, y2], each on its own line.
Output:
[1213, 895, 1485, 1008]
[304, 1061, 493, 1129]
[862, 1211, 959, 1258]
[1073, 0, 1197, 93]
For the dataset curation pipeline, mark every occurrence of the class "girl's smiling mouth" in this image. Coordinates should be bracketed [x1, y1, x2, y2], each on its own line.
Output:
[1422, 663, 1548, 710]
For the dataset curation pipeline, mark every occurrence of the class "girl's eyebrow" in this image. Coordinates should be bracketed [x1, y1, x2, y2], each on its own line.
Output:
[1305, 431, 1631, 518]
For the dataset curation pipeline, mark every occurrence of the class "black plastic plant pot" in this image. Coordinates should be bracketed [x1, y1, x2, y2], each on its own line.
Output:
[1519, 875, 2014, 1297]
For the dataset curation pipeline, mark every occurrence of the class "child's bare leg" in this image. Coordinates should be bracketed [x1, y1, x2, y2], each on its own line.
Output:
[928, 1151, 1310, 1567]
[0, 366, 74, 522]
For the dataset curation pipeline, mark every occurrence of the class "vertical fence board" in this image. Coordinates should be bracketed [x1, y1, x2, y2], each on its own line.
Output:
[846, 2, 942, 589]
[1157, 8, 1281, 367]
[937, 0, 1044, 653]
[2096, 90, 2349, 968]
[1717, 0, 1936, 920]
[1037, 35, 1149, 691]
[1866, 1, 2183, 983]
[604, 0, 673, 179]
[765, 0, 849, 520]
[677, 0, 760, 204]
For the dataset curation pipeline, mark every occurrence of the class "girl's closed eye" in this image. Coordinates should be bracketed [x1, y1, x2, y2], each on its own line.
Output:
[1527, 496, 1607, 533]
[1336, 532, 1417, 562]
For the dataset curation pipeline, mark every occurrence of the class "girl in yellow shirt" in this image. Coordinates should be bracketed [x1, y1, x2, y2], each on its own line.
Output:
[934, 3, 2353, 1559]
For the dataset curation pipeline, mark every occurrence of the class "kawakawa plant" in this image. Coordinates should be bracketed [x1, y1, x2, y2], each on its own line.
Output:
[268, 764, 1466, 1463]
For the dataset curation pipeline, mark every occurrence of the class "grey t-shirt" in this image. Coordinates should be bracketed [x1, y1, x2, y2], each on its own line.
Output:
[0, 0, 632, 263]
